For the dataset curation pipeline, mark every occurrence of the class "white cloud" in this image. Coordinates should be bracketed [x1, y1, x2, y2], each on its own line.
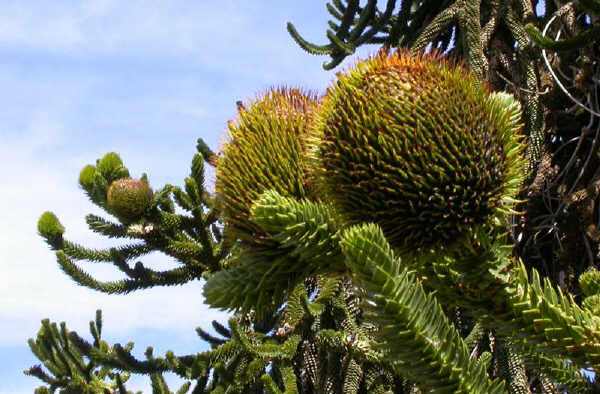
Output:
[0, 1, 349, 85]
[0, 4, 285, 58]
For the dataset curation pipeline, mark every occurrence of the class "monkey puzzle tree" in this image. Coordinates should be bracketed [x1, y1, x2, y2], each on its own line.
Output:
[27, 1, 600, 393]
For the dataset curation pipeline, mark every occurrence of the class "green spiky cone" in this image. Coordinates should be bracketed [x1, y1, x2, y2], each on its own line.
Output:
[215, 87, 320, 245]
[310, 50, 526, 252]
[106, 178, 153, 223]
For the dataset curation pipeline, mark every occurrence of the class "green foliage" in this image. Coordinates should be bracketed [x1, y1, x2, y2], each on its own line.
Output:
[27, 310, 306, 393]
[287, 0, 396, 70]
[77, 152, 130, 209]
[203, 191, 344, 314]
[34, 145, 229, 298]
[287, 0, 487, 76]
[25, 310, 139, 394]
[340, 223, 505, 393]
[97, 152, 129, 183]
[583, 294, 600, 315]
[525, 22, 600, 51]
[250, 190, 343, 267]
[524, 0, 600, 52]
[38, 212, 65, 249]
[27, 1, 600, 393]
[78, 165, 97, 191]
[580, 268, 600, 297]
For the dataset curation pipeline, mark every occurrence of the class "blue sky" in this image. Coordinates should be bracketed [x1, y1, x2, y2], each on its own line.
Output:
[0, 2, 379, 392]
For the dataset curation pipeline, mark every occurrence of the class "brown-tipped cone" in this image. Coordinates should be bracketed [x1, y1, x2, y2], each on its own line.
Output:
[310, 50, 525, 252]
[107, 178, 153, 223]
[215, 87, 320, 245]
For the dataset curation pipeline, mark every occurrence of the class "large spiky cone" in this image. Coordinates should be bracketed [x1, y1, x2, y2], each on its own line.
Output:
[215, 87, 320, 245]
[310, 50, 525, 252]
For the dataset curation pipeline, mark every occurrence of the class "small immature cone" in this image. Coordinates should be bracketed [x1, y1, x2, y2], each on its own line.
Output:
[107, 178, 153, 223]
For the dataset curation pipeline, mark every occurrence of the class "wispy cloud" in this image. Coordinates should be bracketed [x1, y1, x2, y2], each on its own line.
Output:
[0, 1, 342, 82]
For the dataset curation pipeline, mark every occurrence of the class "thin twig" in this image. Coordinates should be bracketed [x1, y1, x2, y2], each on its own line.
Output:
[541, 15, 600, 117]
